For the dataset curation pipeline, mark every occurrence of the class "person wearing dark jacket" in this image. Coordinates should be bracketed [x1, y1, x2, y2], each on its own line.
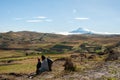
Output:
[47, 58, 53, 71]
[36, 55, 53, 75]
[36, 58, 41, 74]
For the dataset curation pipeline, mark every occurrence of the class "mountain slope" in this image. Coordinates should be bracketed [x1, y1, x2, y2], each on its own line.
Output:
[69, 28, 93, 34]
[0, 31, 120, 49]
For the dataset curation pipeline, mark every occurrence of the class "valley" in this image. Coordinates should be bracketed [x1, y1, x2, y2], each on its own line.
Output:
[0, 31, 120, 80]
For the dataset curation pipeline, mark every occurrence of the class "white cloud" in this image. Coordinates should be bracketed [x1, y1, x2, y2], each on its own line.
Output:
[92, 31, 120, 35]
[55, 32, 70, 35]
[56, 30, 120, 35]
[26, 20, 43, 23]
[74, 17, 89, 20]
[35, 16, 47, 19]
[26, 16, 53, 23]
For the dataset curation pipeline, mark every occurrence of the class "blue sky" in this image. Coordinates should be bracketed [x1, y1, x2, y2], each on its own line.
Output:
[0, 0, 120, 33]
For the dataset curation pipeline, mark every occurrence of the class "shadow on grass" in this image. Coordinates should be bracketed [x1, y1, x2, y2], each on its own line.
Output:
[0, 56, 23, 60]
[0, 63, 21, 66]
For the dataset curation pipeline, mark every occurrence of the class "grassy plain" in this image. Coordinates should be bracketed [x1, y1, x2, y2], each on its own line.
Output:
[0, 50, 70, 74]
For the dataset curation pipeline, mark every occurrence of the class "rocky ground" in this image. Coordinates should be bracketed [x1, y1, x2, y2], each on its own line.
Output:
[0, 58, 120, 80]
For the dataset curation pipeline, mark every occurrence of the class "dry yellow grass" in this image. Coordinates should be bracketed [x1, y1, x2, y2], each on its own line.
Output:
[0, 50, 71, 74]
[0, 50, 24, 58]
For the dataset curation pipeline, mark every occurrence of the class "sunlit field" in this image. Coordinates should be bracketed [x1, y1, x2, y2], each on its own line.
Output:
[0, 50, 71, 74]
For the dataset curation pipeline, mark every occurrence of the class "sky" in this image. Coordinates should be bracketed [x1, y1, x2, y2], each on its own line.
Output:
[0, 0, 120, 33]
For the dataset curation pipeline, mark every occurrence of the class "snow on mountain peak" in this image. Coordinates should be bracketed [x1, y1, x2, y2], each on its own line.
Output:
[69, 27, 93, 34]
[55, 27, 120, 35]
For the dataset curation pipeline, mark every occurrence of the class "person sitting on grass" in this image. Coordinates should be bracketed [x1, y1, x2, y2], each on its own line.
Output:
[37, 55, 49, 74]
[28, 58, 41, 78]
[36, 58, 41, 74]
[47, 57, 53, 71]
[29, 55, 53, 79]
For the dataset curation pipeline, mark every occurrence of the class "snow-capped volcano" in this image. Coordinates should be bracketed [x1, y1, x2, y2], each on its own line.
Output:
[69, 27, 93, 34]
[56, 28, 94, 35]
[56, 27, 120, 35]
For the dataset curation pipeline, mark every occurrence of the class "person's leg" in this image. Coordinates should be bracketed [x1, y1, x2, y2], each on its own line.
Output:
[49, 65, 52, 71]
[36, 69, 39, 75]
[38, 68, 46, 74]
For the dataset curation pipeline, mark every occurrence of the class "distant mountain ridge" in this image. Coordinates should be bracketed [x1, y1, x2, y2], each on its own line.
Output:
[0, 31, 120, 50]
[57, 27, 120, 35]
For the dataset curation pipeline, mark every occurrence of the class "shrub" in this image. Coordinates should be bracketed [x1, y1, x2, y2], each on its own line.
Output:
[63, 58, 76, 71]
[105, 50, 120, 61]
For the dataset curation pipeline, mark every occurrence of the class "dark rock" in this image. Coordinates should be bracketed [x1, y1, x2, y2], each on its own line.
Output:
[8, 73, 22, 77]
[105, 50, 120, 61]
[7, 60, 13, 63]
[88, 54, 97, 60]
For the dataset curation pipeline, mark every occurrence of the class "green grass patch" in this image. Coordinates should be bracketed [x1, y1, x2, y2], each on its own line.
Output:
[0, 50, 24, 59]
[0, 52, 70, 74]
[0, 62, 36, 74]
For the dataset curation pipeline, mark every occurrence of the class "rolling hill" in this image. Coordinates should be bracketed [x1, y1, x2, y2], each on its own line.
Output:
[0, 31, 120, 51]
